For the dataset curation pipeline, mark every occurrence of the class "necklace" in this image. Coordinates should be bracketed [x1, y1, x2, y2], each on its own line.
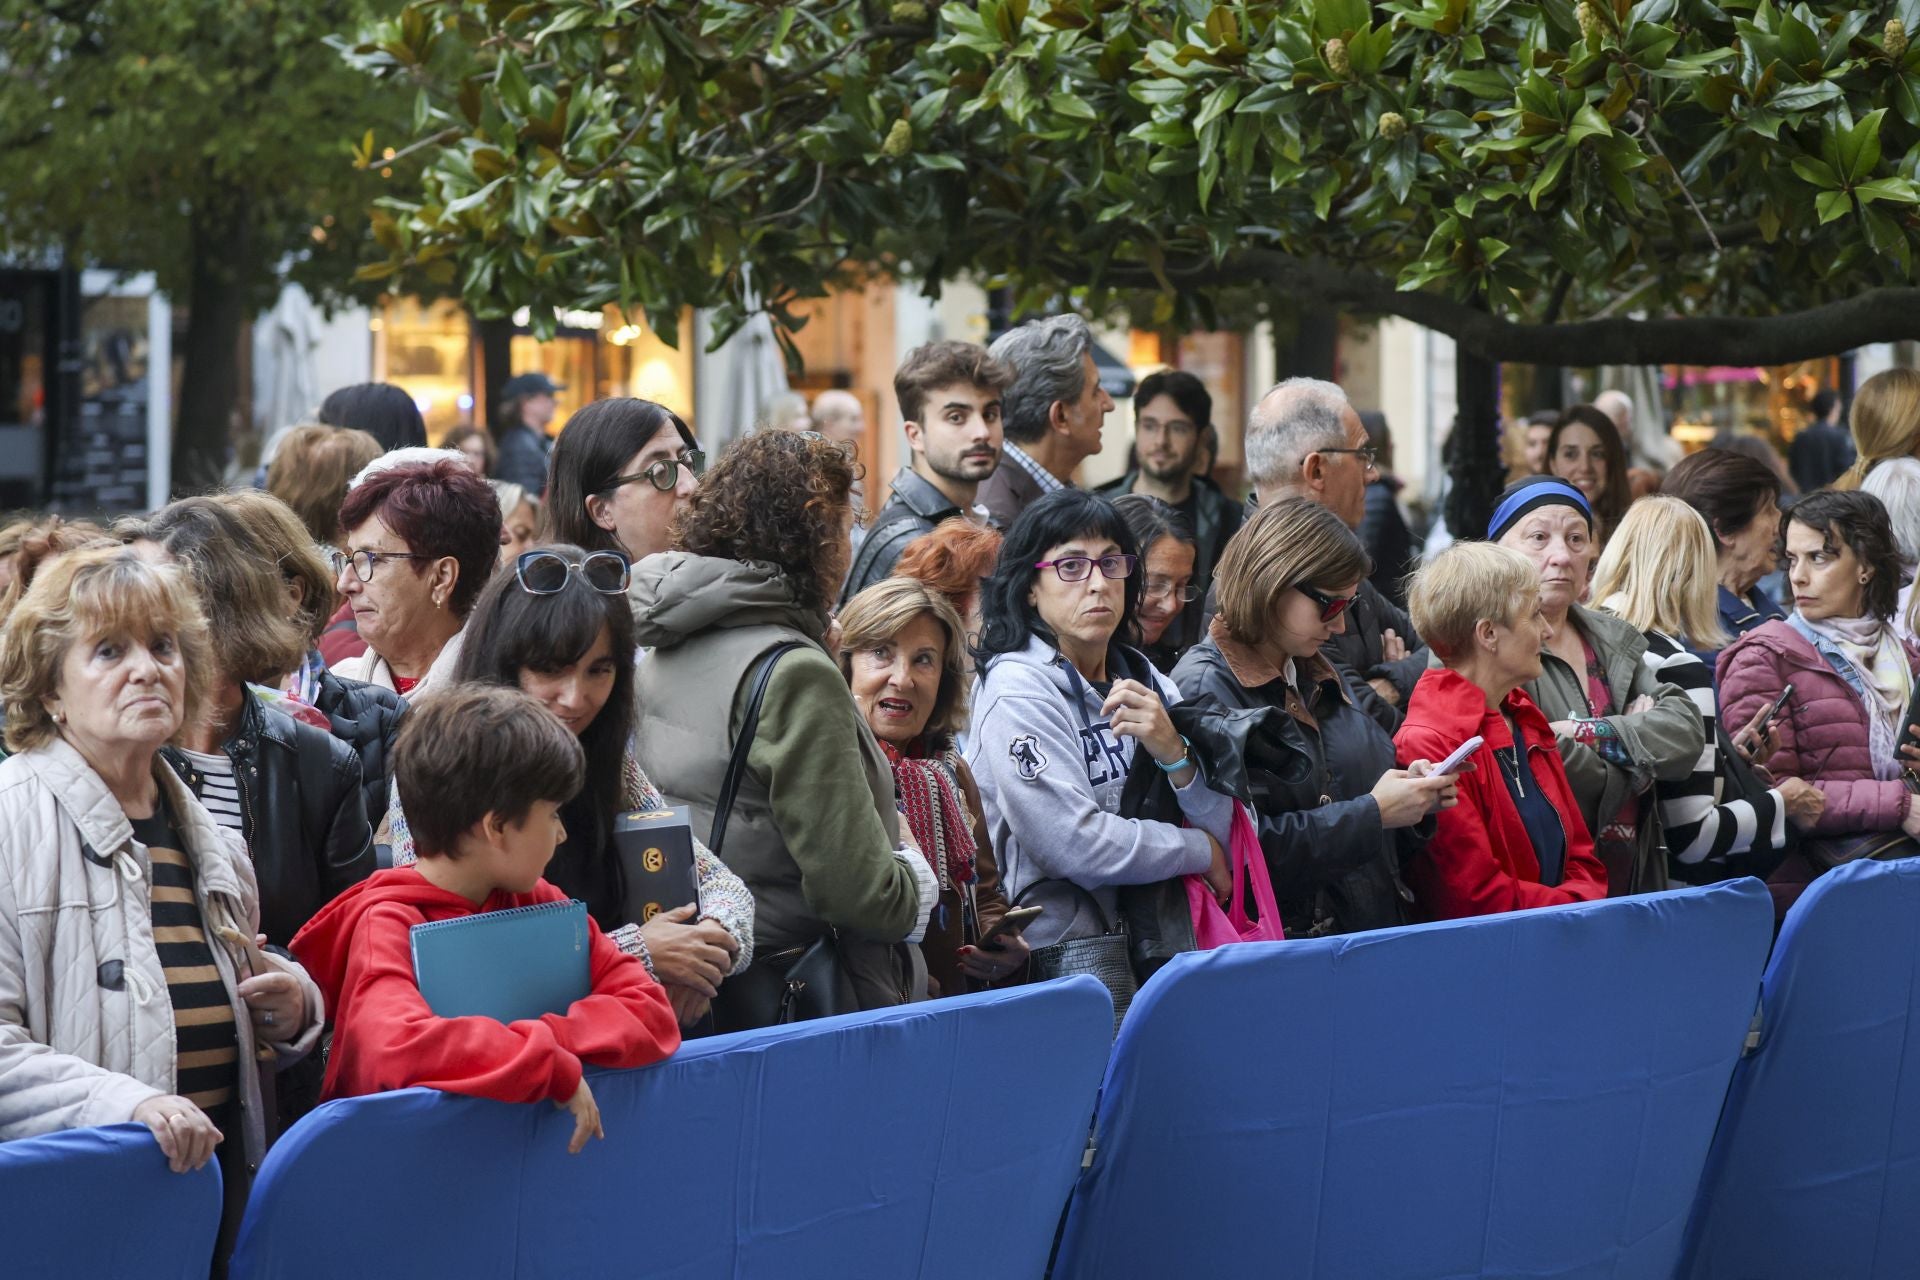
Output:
[1495, 744, 1526, 797]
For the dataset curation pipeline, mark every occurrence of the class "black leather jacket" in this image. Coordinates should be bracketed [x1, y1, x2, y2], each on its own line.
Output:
[1172, 638, 1420, 938]
[311, 669, 406, 824]
[162, 692, 375, 946]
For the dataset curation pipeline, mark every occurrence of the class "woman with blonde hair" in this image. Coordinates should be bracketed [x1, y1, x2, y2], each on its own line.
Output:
[1395, 542, 1610, 918]
[838, 576, 1024, 995]
[1835, 367, 1920, 491]
[1592, 497, 1822, 884]
[1172, 496, 1458, 937]
[0, 548, 323, 1264]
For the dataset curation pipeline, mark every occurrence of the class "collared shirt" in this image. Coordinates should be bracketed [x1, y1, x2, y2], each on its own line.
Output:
[1689, 584, 1788, 677]
[1000, 441, 1065, 497]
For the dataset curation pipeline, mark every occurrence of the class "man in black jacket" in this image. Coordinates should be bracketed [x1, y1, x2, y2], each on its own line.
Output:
[1239, 378, 1430, 733]
[1789, 387, 1856, 493]
[494, 371, 561, 496]
[1097, 370, 1243, 657]
[840, 341, 1011, 605]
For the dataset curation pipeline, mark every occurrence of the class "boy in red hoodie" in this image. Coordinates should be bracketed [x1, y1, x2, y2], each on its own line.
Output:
[291, 685, 679, 1153]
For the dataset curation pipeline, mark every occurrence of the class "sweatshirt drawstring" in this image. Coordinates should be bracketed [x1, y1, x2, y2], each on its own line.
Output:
[114, 850, 142, 885]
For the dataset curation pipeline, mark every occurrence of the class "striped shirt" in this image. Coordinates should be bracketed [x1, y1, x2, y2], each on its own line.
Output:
[1641, 630, 1787, 876]
[131, 805, 239, 1111]
[175, 748, 243, 832]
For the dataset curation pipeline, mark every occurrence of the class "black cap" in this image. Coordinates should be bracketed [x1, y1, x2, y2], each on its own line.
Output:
[502, 372, 564, 398]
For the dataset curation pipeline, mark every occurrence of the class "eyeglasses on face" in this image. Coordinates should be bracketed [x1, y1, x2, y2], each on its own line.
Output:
[1319, 445, 1378, 470]
[1144, 577, 1199, 603]
[1296, 582, 1356, 622]
[1034, 554, 1137, 583]
[515, 549, 632, 596]
[331, 548, 432, 583]
[605, 450, 706, 495]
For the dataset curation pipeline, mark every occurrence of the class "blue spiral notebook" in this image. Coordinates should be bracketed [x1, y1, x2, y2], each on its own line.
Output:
[410, 899, 591, 1024]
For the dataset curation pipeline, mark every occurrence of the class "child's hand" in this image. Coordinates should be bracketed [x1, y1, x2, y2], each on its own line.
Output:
[558, 1077, 604, 1155]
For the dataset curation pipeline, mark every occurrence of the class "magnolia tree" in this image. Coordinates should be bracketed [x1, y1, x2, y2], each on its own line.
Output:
[345, 0, 1920, 524]
[1, 0, 411, 492]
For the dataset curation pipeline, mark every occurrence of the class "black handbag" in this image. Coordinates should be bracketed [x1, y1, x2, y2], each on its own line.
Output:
[1023, 882, 1137, 1039]
[705, 642, 857, 1033]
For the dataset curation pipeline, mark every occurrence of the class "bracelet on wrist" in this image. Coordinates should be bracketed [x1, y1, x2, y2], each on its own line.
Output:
[1154, 735, 1193, 774]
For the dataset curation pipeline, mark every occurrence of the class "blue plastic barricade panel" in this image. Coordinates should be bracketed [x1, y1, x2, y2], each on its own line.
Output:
[1683, 857, 1920, 1279]
[1053, 880, 1774, 1280]
[0, 1122, 223, 1279]
[232, 976, 1111, 1280]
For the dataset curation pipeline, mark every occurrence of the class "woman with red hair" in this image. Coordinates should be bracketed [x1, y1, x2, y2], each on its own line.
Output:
[892, 520, 1004, 655]
[329, 453, 503, 698]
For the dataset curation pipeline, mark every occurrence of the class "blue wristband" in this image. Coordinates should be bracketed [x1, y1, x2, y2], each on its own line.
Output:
[1154, 736, 1192, 774]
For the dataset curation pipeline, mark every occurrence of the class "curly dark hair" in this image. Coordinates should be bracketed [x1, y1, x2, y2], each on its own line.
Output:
[672, 429, 860, 616]
[1779, 488, 1903, 621]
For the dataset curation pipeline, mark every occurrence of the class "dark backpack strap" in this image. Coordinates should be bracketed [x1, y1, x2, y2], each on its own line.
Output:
[709, 641, 806, 856]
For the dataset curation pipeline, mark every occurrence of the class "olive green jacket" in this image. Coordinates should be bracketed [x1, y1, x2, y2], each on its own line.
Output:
[1524, 603, 1706, 895]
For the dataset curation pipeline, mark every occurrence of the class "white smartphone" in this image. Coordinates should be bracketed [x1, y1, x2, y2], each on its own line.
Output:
[1430, 735, 1484, 777]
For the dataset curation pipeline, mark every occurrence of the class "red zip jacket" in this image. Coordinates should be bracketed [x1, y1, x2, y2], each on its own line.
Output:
[289, 867, 679, 1105]
[1394, 668, 1608, 919]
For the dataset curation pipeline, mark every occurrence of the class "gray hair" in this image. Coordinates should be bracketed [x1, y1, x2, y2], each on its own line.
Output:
[988, 314, 1094, 444]
[1862, 456, 1920, 567]
[1244, 378, 1351, 489]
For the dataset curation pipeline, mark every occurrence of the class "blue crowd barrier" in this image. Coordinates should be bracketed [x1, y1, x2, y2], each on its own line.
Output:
[229, 976, 1113, 1280]
[1682, 857, 1920, 1279]
[1051, 880, 1775, 1280]
[0, 1121, 222, 1279]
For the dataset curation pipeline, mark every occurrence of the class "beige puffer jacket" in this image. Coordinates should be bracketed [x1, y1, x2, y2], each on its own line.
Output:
[0, 736, 324, 1173]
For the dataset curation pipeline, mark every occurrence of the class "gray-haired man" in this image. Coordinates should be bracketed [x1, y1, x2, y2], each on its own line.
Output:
[976, 314, 1115, 529]
[1240, 377, 1429, 733]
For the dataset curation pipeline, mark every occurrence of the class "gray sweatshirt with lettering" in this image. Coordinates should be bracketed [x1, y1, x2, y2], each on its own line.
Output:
[964, 636, 1234, 951]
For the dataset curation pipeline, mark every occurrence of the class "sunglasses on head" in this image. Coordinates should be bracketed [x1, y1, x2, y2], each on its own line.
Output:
[1296, 583, 1356, 622]
[515, 549, 631, 596]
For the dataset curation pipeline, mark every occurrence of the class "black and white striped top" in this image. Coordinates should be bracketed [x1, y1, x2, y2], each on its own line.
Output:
[174, 748, 243, 833]
[1641, 630, 1786, 875]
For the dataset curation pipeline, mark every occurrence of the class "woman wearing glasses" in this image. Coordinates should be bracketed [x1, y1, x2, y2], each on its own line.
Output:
[329, 457, 503, 699]
[546, 398, 702, 585]
[385, 546, 754, 1027]
[1489, 477, 1705, 896]
[1394, 542, 1610, 919]
[1172, 498, 1458, 937]
[1112, 494, 1199, 672]
[966, 488, 1234, 969]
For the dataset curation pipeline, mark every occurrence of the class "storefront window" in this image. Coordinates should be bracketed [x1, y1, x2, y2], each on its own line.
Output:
[376, 299, 697, 443]
[374, 298, 473, 441]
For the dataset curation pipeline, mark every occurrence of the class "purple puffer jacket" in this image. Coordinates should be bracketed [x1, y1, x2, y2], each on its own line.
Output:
[1717, 619, 1920, 835]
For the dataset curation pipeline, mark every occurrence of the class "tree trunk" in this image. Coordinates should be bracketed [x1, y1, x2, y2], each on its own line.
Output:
[1446, 346, 1503, 543]
[475, 313, 514, 433]
[171, 201, 255, 496]
[1272, 305, 1340, 382]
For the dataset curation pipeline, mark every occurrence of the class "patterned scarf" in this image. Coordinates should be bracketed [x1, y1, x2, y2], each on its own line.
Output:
[880, 740, 978, 891]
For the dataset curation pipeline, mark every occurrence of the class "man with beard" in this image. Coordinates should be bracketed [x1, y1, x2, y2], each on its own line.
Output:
[1097, 370, 1243, 654]
[839, 341, 1013, 605]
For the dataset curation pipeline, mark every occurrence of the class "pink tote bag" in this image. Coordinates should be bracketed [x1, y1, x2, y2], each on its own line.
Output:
[1185, 800, 1286, 949]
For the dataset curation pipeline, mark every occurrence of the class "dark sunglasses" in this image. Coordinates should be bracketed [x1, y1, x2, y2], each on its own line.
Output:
[1296, 583, 1356, 622]
[515, 550, 631, 596]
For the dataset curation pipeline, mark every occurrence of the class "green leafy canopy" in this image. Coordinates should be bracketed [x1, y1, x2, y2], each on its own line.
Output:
[343, 0, 1920, 361]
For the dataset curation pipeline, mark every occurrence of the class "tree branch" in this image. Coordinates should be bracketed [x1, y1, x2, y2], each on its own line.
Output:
[1099, 248, 1920, 365]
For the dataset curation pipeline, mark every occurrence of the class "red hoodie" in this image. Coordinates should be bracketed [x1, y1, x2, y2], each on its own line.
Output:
[1394, 667, 1608, 920]
[289, 867, 680, 1105]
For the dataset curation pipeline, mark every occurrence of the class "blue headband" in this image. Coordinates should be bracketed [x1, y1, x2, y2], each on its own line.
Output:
[1486, 479, 1592, 541]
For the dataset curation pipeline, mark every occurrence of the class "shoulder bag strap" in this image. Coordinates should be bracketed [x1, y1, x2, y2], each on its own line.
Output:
[708, 641, 806, 856]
